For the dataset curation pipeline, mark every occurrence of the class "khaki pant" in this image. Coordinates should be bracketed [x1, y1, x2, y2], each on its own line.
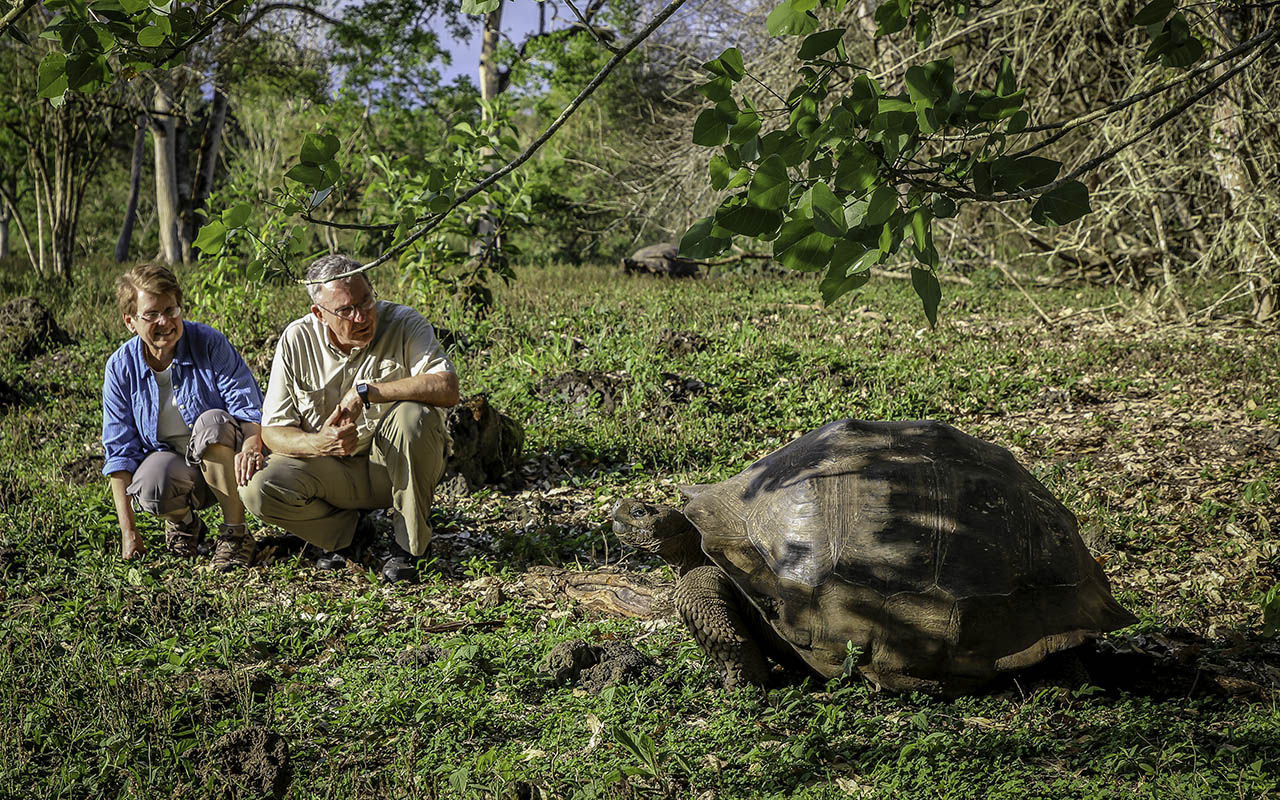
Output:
[129, 409, 243, 516]
[240, 402, 447, 556]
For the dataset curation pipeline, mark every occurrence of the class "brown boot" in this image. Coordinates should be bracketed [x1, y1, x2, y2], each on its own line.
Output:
[211, 523, 256, 572]
[164, 513, 208, 558]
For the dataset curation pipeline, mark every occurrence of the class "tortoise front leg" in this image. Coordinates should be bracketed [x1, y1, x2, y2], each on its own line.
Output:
[674, 566, 769, 689]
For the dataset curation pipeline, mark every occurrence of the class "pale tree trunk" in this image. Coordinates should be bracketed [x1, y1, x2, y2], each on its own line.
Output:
[0, 200, 9, 259]
[175, 116, 193, 263]
[185, 84, 229, 255]
[0, 180, 38, 270]
[151, 85, 184, 266]
[1210, 9, 1274, 323]
[116, 114, 148, 262]
[471, 3, 505, 259]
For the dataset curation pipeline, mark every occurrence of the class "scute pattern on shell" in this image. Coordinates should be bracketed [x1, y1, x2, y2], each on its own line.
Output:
[683, 419, 1136, 694]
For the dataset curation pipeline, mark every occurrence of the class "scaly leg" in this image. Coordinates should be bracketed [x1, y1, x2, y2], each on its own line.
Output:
[674, 566, 768, 689]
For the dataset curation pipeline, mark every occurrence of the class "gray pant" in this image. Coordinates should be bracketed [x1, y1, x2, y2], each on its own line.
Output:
[240, 402, 447, 556]
[128, 409, 243, 516]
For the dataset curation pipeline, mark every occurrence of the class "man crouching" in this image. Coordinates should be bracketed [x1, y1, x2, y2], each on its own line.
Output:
[241, 254, 459, 583]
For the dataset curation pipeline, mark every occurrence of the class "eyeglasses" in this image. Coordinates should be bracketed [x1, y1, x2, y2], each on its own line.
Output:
[137, 305, 183, 323]
[316, 291, 377, 322]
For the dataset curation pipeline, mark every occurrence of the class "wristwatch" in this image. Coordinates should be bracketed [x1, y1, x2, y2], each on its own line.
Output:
[356, 382, 371, 409]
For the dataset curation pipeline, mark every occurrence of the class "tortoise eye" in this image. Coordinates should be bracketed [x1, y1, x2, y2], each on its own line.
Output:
[629, 505, 650, 519]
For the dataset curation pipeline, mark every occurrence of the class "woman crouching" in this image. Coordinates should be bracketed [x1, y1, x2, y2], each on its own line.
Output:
[102, 263, 265, 569]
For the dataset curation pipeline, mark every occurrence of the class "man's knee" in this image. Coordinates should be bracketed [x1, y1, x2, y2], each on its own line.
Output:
[240, 456, 323, 515]
[379, 402, 444, 445]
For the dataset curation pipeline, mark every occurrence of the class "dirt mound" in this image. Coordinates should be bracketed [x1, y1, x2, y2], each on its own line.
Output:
[0, 297, 71, 361]
[61, 454, 104, 486]
[395, 644, 448, 668]
[191, 670, 275, 711]
[660, 372, 706, 404]
[539, 370, 628, 415]
[539, 639, 656, 692]
[657, 329, 708, 357]
[202, 726, 291, 800]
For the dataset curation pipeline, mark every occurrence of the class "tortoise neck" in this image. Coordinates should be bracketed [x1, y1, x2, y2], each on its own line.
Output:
[659, 516, 711, 576]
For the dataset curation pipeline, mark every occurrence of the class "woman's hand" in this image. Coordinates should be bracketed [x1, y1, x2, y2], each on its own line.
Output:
[235, 434, 266, 486]
[121, 528, 146, 560]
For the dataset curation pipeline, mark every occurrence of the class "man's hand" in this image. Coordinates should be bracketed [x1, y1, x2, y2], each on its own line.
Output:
[121, 529, 145, 560]
[337, 386, 364, 423]
[235, 433, 266, 486]
[315, 404, 359, 456]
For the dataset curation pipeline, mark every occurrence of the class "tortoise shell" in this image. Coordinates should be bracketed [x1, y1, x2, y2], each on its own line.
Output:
[681, 419, 1136, 693]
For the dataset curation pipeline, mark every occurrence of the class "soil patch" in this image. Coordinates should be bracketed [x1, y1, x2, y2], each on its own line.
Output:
[657, 328, 708, 357]
[442, 395, 525, 494]
[0, 297, 71, 361]
[201, 725, 291, 800]
[395, 644, 448, 668]
[539, 370, 628, 415]
[61, 454, 104, 486]
[539, 639, 656, 692]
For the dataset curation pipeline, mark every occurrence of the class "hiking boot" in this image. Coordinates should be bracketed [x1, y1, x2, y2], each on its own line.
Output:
[312, 546, 354, 571]
[211, 523, 256, 572]
[164, 514, 208, 558]
[374, 541, 419, 585]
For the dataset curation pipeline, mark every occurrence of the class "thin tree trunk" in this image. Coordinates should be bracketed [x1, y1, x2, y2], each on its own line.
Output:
[186, 85, 228, 254]
[0, 202, 9, 259]
[478, 3, 504, 107]
[175, 114, 193, 263]
[116, 114, 148, 262]
[152, 85, 183, 266]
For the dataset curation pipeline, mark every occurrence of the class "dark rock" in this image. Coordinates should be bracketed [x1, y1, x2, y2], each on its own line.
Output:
[395, 644, 448, 668]
[660, 372, 706, 404]
[539, 639, 656, 693]
[622, 243, 700, 278]
[538, 370, 628, 416]
[201, 726, 291, 800]
[657, 329, 708, 357]
[444, 395, 525, 493]
[578, 643, 656, 693]
[0, 297, 72, 361]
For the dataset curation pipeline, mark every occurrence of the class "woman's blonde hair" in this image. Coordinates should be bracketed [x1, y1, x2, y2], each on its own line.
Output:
[115, 263, 183, 317]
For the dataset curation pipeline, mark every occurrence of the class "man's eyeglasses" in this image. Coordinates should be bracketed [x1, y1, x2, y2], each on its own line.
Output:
[316, 292, 377, 322]
[137, 305, 183, 323]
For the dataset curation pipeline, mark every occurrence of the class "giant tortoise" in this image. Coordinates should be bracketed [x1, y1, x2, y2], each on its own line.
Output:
[612, 419, 1137, 694]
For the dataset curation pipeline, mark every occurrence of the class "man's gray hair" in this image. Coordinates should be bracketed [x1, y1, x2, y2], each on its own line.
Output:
[305, 254, 371, 302]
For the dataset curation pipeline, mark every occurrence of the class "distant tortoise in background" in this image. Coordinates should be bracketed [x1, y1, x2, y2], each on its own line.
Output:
[621, 243, 700, 278]
[612, 419, 1137, 694]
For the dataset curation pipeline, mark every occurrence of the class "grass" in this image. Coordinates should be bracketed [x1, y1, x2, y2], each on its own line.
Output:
[1, 256, 1278, 799]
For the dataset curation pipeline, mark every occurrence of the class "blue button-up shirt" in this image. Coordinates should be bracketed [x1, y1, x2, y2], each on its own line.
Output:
[102, 320, 264, 475]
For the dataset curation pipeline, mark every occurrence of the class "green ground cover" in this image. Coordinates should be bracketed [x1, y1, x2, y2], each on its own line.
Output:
[0, 258, 1277, 799]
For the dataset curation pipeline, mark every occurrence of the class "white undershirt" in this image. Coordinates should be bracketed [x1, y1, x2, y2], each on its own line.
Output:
[153, 365, 192, 452]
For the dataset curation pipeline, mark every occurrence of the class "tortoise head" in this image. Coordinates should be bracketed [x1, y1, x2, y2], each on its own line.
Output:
[611, 499, 708, 574]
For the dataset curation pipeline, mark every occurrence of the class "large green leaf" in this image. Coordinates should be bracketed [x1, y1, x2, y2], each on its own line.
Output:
[222, 203, 252, 229]
[729, 108, 762, 145]
[709, 154, 732, 190]
[680, 217, 732, 259]
[773, 217, 832, 271]
[37, 52, 68, 99]
[862, 185, 897, 228]
[65, 52, 108, 91]
[300, 133, 340, 166]
[798, 28, 845, 59]
[1132, 0, 1175, 26]
[767, 0, 820, 36]
[285, 164, 325, 186]
[136, 25, 166, 46]
[716, 201, 783, 237]
[748, 155, 791, 211]
[697, 77, 733, 102]
[842, 74, 881, 124]
[874, 0, 907, 36]
[911, 267, 942, 327]
[829, 237, 880, 275]
[1030, 180, 1092, 226]
[833, 143, 879, 194]
[820, 261, 872, 305]
[193, 220, 227, 254]
[995, 55, 1017, 96]
[992, 156, 1061, 192]
[904, 58, 953, 108]
[803, 183, 847, 237]
[703, 47, 745, 80]
[692, 109, 729, 146]
[1145, 14, 1205, 67]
